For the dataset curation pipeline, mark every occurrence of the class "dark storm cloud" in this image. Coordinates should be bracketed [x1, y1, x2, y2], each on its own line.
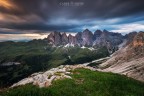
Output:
[0, 0, 144, 33]
[0, 31, 21, 34]
[1, 0, 143, 19]
[1, 23, 82, 32]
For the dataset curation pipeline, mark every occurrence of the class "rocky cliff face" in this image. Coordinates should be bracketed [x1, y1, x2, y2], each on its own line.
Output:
[100, 32, 144, 82]
[132, 32, 144, 47]
[93, 30, 123, 52]
[75, 32, 83, 46]
[68, 34, 77, 45]
[93, 30, 102, 40]
[47, 31, 62, 46]
[124, 32, 137, 46]
[61, 32, 68, 45]
[47, 29, 124, 53]
[81, 29, 93, 46]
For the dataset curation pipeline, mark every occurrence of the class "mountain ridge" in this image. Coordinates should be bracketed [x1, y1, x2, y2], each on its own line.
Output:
[47, 29, 124, 53]
[99, 32, 144, 82]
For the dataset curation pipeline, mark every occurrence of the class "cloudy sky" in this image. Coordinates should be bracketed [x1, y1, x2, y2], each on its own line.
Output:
[0, 0, 144, 41]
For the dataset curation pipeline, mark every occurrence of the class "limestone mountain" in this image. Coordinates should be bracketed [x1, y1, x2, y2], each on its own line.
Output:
[81, 29, 93, 46]
[100, 32, 144, 82]
[75, 32, 83, 46]
[93, 30, 103, 40]
[68, 34, 77, 45]
[61, 32, 68, 45]
[124, 32, 137, 46]
[47, 31, 62, 46]
[47, 29, 124, 53]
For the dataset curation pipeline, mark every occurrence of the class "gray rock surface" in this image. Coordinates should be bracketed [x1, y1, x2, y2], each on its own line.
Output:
[99, 32, 144, 82]
[11, 64, 95, 88]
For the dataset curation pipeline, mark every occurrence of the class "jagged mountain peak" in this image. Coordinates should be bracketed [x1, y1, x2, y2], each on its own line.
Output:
[82, 29, 93, 46]
[61, 32, 68, 45]
[103, 29, 109, 33]
[62, 32, 67, 36]
[83, 29, 91, 32]
[95, 29, 103, 33]
[47, 29, 124, 53]
[93, 30, 103, 40]
[124, 32, 137, 45]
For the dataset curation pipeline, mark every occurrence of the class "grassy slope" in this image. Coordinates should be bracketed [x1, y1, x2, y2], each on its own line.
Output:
[1, 68, 144, 96]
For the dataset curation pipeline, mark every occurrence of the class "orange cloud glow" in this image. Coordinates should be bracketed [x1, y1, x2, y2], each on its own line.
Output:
[0, 0, 17, 9]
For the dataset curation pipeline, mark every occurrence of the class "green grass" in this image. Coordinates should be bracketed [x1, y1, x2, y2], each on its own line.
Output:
[1, 68, 144, 96]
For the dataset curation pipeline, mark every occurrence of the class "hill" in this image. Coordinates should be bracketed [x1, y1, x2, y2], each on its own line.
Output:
[0, 68, 144, 96]
[0, 39, 109, 88]
[100, 32, 144, 82]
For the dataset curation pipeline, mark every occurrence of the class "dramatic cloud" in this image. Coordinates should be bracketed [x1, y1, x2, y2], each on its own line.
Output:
[111, 24, 144, 34]
[0, 0, 17, 9]
[0, 0, 144, 37]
